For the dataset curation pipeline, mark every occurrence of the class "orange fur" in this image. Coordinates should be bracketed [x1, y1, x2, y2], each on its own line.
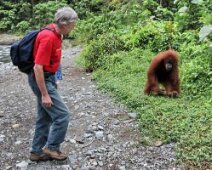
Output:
[144, 49, 180, 97]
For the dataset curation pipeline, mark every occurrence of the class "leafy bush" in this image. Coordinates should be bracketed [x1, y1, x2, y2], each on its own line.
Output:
[70, 0, 105, 19]
[0, 1, 32, 33]
[32, 1, 67, 29]
[72, 14, 120, 42]
[174, 0, 211, 31]
[0, 0, 69, 33]
[72, 1, 157, 43]
[0, 8, 16, 32]
[120, 21, 178, 52]
[15, 21, 31, 33]
[78, 32, 127, 71]
[180, 44, 212, 98]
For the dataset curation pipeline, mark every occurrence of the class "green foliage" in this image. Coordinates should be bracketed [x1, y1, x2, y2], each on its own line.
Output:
[0, 0, 68, 33]
[180, 44, 212, 98]
[75, 1, 212, 168]
[74, 1, 157, 42]
[79, 32, 127, 71]
[16, 2, 32, 21]
[92, 48, 152, 105]
[121, 21, 178, 52]
[70, 0, 105, 19]
[174, 0, 212, 31]
[200, 11, 212, 25]
[32, 1, 67, 29]
[142, 0, 175, 20]
[142, 0, 158, 13]
[0, 1, 32, 33]
[0, 7, 16, 32]
[15, 21, 31, 33]
[72, 14, 120, 42]
[92, 48, 212, 168]
[72, 2, 151, 43]
[139, 98, 212, 166]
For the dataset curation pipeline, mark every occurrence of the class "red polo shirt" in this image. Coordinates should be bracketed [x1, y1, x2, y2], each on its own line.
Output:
[33, 23, 62, 73]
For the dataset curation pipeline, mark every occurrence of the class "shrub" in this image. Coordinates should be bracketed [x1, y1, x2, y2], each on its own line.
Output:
[32, 1, 67, 29]
[15, 21, 30, 33]
[174, 0, 211, 31]
[180, 44, 212, 98]
[78, 32, 127, 71]
[121, 20, 178, 52]
[0, 8, 16, 32]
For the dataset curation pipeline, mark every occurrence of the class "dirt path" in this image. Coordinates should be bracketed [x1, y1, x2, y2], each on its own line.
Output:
[0, 46, 180, 170]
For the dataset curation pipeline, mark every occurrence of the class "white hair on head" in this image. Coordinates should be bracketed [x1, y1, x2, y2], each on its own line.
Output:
[54, 7, 78, 26]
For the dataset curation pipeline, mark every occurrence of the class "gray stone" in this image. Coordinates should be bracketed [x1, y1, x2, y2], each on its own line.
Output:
[128, 112, 137, 119]
[95, 131, 104, 140]
[16, 161, 28, 169]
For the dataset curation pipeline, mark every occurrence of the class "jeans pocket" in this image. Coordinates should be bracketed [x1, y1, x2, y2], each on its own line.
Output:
[45, 79, 57, 93]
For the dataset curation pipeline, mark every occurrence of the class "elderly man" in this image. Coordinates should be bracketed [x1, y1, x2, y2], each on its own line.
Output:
[28, 7, 78, 161]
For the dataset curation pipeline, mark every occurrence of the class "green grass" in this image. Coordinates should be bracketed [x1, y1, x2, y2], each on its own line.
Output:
[91, 48, 212, 168]
[73, 1, 212, 168]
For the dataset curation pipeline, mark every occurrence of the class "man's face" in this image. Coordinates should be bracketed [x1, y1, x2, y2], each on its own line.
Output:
[61, 22, 76, 35]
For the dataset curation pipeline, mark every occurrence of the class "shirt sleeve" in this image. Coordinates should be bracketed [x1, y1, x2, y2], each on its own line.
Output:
[34, 34, 53, 66]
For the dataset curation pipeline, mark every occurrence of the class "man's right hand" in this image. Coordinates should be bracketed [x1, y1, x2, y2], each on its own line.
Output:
[42, 94, 53, 107]
[34, 64, 54, 107]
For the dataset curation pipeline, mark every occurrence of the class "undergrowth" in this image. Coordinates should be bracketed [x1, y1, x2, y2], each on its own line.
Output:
[73, 0, 212, 168]
[91, 48, 212, 168]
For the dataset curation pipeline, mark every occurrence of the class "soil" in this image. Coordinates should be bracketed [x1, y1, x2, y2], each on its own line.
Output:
[0, 45, 182, 170]
[0, 34, 21, 45]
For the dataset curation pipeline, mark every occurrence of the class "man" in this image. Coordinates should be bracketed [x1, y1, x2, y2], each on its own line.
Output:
[28, 7, 78, 161]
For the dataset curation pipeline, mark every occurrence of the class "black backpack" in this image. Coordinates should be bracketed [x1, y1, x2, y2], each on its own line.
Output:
[10, 28, 53, 74]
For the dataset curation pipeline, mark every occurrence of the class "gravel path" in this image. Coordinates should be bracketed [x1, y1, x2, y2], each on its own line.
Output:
[0, 46, 181, 170]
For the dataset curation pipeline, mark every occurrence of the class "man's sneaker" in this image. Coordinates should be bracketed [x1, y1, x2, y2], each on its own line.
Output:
[43, 147, 67, 161]
[30, 152, 52, 162]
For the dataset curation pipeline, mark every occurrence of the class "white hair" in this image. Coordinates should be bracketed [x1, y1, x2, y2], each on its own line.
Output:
[54, 7, 78, 26]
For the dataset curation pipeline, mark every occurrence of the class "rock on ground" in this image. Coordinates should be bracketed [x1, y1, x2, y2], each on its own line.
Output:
[0, 46, 182, 170]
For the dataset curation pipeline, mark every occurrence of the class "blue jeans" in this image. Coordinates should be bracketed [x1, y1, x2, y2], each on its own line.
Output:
[28, 72, 70, 154]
